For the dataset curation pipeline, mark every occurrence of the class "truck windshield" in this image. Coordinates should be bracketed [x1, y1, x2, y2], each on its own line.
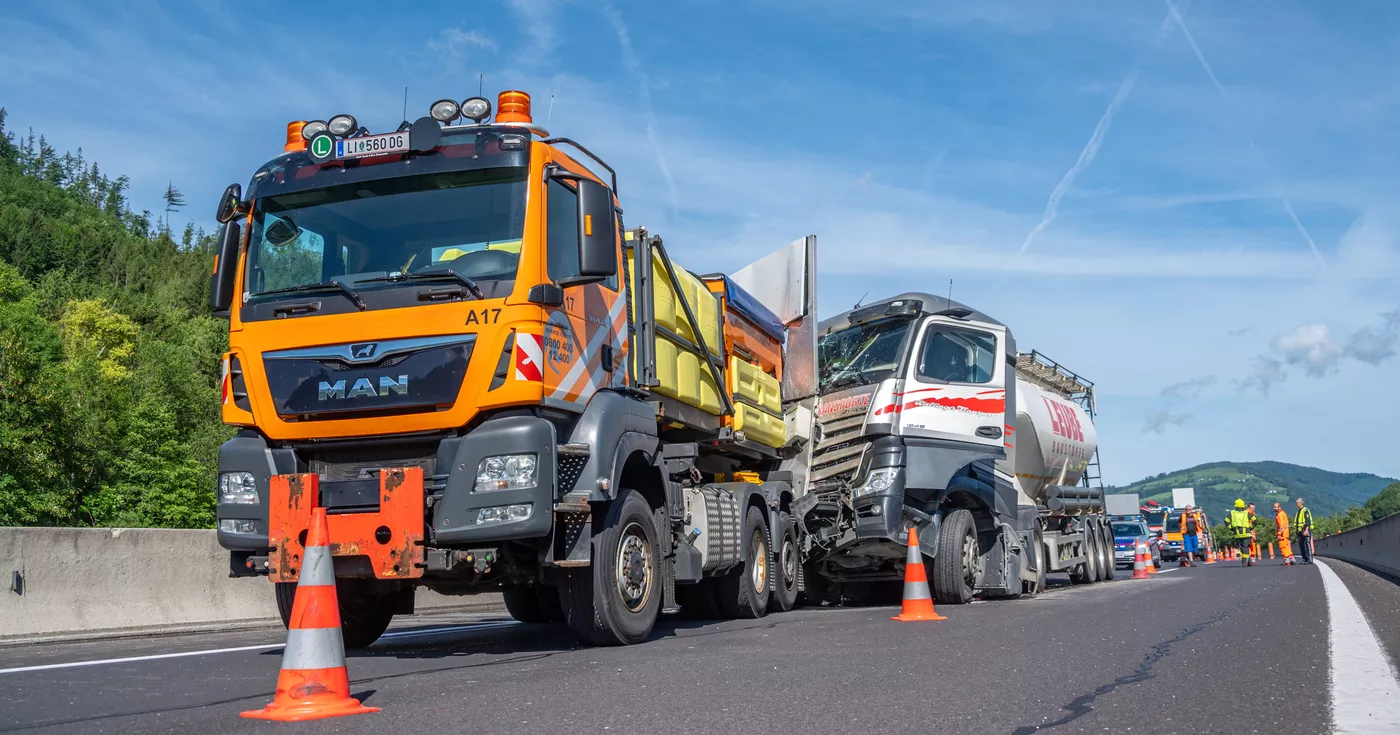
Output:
[1142, 510, 1166, 527]
[818, 316, 913, 392]
[244, 168, 527, 301]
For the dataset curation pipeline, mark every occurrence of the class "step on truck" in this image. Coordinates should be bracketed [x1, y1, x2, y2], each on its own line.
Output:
[796, 302, 1113, 603]
[209, 90, 822, 646]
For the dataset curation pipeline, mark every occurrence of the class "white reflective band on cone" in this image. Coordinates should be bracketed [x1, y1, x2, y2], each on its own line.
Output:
[281, 627, 348, 671]
[299, 545, 335, 587]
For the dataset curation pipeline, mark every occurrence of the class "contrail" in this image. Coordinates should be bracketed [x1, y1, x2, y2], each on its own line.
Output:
[1163, 0, 1325, 263]
[601, 2, 678, 217]
[1016, 11, 1178, 258]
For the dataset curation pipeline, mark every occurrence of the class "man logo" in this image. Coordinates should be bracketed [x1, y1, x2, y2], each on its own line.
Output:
[318, 375, 408, 401]
[350, 343, 377, 360]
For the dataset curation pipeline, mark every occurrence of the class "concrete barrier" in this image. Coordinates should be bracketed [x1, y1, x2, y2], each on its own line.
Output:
[1315, 511, 1400, 578]
[0, 527, 500, 643]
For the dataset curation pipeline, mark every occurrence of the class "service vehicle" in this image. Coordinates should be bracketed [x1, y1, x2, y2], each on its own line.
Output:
[208, 90, 1115, 648]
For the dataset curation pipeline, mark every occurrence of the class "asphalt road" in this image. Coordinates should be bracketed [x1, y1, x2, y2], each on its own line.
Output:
[2, 558, 1398, 734]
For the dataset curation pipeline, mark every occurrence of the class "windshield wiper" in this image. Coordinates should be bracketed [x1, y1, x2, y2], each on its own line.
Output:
[257, 279, 366, 311]
[826, 367, 876, 391]
[362, 269, 485, 300]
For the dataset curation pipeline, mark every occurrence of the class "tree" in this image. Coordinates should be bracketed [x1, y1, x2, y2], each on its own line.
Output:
[1364, 482, 1400, 522]
[162, 181, 185, 232]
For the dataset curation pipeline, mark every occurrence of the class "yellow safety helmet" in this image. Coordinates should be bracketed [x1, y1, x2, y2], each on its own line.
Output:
[1234, 499, 1246, 509]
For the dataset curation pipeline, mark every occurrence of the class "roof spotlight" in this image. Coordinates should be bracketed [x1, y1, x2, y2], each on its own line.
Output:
[327, 114, 358, 137]
[460, 96, 492, 123]
[430, 99, 461, 123]
[301, 120, 329, 141]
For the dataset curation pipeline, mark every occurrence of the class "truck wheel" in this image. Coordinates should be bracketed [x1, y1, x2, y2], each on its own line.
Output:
[933, 509, 981, 604]
[277, 580, 395, 649]
[503, 584, 564, 623]
[771, 511, 801, 612]
[717, 506, 772, 619]
[1023, 527, 1047, 596]
[1071, 527, 1098, 585]
[1089, 524, 1104, 582]
[559, 489, 662, 645]
[1099, 523, 1116, 581]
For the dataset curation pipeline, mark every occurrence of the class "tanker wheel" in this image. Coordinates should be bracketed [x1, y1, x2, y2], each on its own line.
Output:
[933, 509, 981, 604]
[503, 583, 565, 623]
[558, 489, 661, 645]
[1023, 527, 1047, 596]
[1099, 522, 1117, 581]
[276, 579, 395, 649]
[770, 511, 801, 612]
[716, 506, 772, 619]
[1070, 526, 1097, 585]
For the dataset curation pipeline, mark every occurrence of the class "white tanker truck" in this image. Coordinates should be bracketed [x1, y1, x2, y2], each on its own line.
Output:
[786, 293, 1111, 604]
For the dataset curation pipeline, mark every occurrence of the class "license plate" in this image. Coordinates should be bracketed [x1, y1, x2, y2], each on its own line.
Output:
[335, 131, 410, 159]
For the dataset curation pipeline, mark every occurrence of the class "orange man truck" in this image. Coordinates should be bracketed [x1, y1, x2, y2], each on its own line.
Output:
[210, 91, 813, 646]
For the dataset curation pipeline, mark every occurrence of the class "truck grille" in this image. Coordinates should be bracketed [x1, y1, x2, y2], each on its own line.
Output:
[809, 413, 867, 485]
[305, 445, 437, 482]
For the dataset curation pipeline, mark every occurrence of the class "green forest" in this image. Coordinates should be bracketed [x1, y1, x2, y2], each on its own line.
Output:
[0, 110, 229, 528]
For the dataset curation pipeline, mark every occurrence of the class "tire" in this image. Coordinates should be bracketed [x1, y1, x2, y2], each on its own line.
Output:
[1023, 527, 1047, 597]
[503, 584, 564, 623]
[933, 509, 981, 604]
[1070, 526, 1095, 585]
[1087, 526, 1104, 582]
[771, 511, 801, 612]
[559, 489, 662, 646]
[716, 506, 771, 619]
[276, 579, 395, 649]
[1100, 523, 1116, 581]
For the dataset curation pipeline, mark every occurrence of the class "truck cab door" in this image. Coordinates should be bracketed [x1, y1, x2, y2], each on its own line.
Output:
[540, 167, 627, 411]
[889, 317, 1009, 451]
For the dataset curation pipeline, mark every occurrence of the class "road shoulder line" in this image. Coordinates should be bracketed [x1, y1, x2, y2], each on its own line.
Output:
[1316, 558, 1400, 733]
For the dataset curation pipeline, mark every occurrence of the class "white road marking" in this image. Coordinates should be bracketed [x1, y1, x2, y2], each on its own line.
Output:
[0, 621, 517, 676]
[1315, 559, 1400, 733]
[1155, 568, 1180, 574]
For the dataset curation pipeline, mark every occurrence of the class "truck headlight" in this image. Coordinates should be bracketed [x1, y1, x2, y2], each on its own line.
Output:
[475, 454, 538, 492]
[853, 467, 899, 498]
[477, 503, 533, 525]
[219, 519, 260, 535]
[219, 472, 259, 504]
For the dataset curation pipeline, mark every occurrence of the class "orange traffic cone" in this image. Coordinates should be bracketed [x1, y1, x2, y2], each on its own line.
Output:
[1204, 546, 1216, 564]
[1131, 542, 1149, 579]
[891, 527, 946, 622]
[1144, 548, 1158, 575]
[242, 507, 378, 722]
[1268, 543, 1275, 560]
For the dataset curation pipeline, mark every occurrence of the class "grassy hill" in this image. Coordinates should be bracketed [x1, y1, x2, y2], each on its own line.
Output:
[1107, 461, 1397, 520]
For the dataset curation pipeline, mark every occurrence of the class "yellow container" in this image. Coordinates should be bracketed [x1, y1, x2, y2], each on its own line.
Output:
[652, 336, 680, 400]
[729, 357, 781, 414]
[677, 349, 723, 415]
[733, 403, 786, 447]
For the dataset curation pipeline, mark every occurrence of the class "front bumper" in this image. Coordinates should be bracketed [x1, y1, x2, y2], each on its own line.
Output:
[216, 415, 559, 564]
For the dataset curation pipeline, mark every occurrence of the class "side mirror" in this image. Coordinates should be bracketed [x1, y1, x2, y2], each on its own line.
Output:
[210, 220, 242, 315]
[215, 183, 243, 224]
[575, 177, 617, 280]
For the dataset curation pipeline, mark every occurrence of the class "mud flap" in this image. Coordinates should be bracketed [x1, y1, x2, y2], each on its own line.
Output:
[267, 469, 425, 583]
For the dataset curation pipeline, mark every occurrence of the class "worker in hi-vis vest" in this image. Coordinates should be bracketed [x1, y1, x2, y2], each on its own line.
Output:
[1227, 499, 1257, 567]
[1293, 498, 1314, 565]
[1178, 505, 1202, 567]
[1246, 503, 1260, 560]
[1273, 502, 1294, 565]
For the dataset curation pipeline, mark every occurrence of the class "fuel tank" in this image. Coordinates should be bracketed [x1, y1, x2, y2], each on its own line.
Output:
[1010, 378, 1098, 507]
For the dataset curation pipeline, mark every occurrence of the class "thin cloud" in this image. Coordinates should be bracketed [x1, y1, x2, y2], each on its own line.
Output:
[1144, 410, 1192, 433]
[508, 0, 558, 60]
[1345, 310, 1400, 364]
[1237, 309, 1400, 395]
[1163, 0, 1325, 264]
[428, 28, 496, 69]
[1161, 375, 1216, 400]
[600, 1, 678, 216]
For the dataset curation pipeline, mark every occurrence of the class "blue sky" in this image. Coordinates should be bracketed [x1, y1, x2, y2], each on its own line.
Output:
[3, 0, 1398, 485]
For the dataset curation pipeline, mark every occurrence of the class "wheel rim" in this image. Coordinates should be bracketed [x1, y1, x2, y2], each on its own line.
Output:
[750, 529, 769, 593]
[781, 535, 797, 592]
[962, 529, 982, 588]
[615, 521, 653, 613]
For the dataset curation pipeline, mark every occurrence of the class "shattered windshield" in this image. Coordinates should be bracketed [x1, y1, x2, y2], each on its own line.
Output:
[817, 316, 913, 393]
